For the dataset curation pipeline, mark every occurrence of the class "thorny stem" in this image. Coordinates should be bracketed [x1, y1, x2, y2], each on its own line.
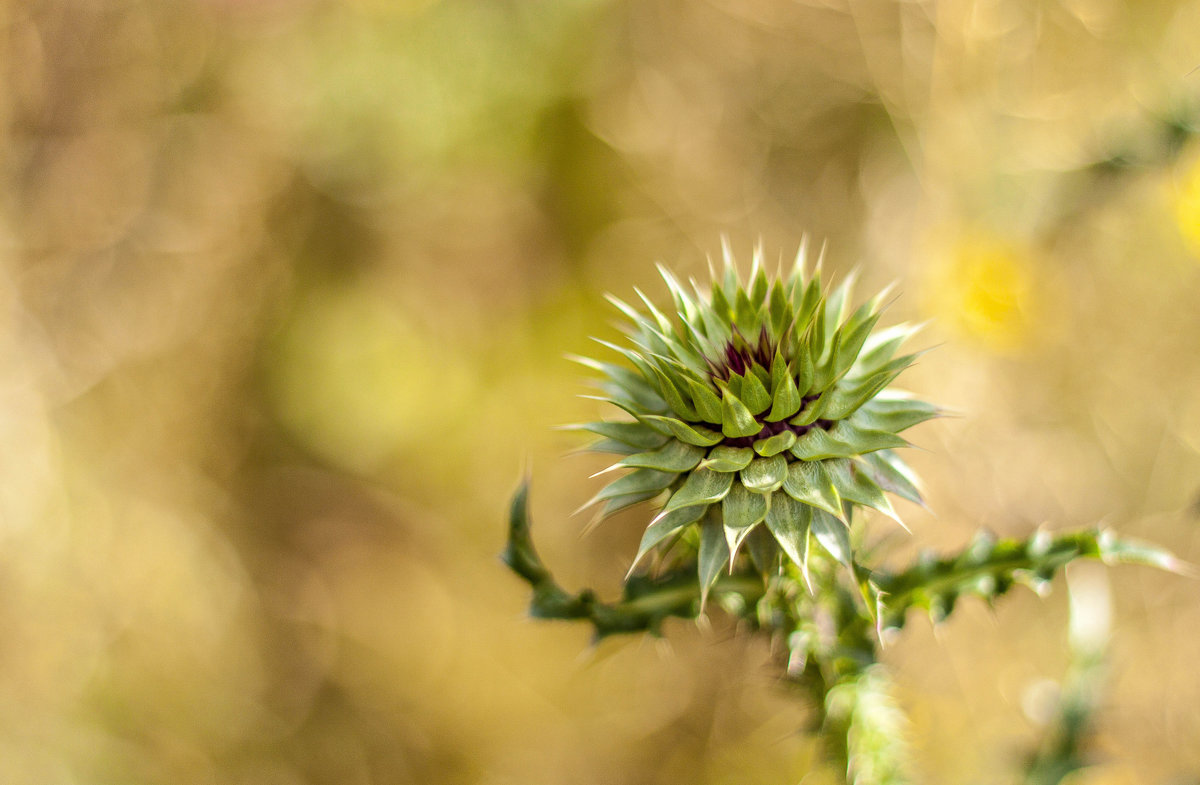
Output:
[504, 482, 1186, 784]
[765, 560, 908, 784]
[503, 482, 764, 639]
[506, 483, 903, 783]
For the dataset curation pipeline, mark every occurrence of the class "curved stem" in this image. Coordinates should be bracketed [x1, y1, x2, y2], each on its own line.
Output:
[503, 482, 764, 639]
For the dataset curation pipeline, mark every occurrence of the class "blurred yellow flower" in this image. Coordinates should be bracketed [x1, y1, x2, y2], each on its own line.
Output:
[927, 236, 1036, 353]
[1173, 155, 1200, 255]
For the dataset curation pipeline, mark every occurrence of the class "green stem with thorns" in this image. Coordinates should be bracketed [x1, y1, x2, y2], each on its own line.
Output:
[504, 482, 1187, 784]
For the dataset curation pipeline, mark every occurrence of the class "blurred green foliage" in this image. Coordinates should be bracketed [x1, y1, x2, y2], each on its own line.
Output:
[1, 0, 1200, 783]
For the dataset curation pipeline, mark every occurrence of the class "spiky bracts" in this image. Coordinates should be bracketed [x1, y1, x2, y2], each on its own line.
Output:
[571, 243, 938, 599]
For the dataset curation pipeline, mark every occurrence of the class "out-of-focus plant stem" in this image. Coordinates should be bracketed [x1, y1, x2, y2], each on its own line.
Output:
[767, 556, 910, 785]
[1022, 568, 1113, 785]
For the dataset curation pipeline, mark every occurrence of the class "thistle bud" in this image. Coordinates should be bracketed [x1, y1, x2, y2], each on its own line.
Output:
[571, 243, 938, 598]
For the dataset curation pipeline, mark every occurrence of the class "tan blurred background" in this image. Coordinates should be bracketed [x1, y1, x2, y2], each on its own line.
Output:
[2, 0, 1200, 782]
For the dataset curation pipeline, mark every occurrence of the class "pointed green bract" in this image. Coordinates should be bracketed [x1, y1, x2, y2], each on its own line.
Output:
[794, 344, 815, 396]
[684, 378, 724, 423]
[810, 509, 853, 566]
[570, 355, 665, 412]
[701, 445, 755, 472]
[739, 371, 772, 414]
[831, 303, 882, 380]
[663, 467, 734, 512]
[632, 286, 673, 334]
[741, 455, 788, 493]
[790, 393, 828, 426]
[861, 451, 923, 505]
[791, 422, 907, 461]
[584, 438, 643, 456]
[590, 468, 675, 506]
[744, 525, 780, 574]
[853, 394, 940, 433]
[830, 421, 908, 453]
[598, 490, 662, 518]
[650, 365, 699, 421]
[765, 493, 812, 579]
[821, 361, 917, 421]
[567, 421, 666, 450]
[733, 287, 758, 336]
[721, 389, 761, 438]
[782, 460, 843, 519]
[629, 505, 707, 572]
[790, 427, 855, 461]
[753, 430, 797, 457]
[826, 458, 902, 524]
[722, 482, 769, 529]
[698, 515, 731, 606]
[615, 440, 706, 473]
[640, 415, 724, 446]
[724, 522, 758, 564]
[725, 373, 744, 401]
[568, 243, 936, 580]
[766, 370, 803, 422]
[769, 351, 788, 389]
[825, 269, 857, 326]
[697, 296, 729, 346]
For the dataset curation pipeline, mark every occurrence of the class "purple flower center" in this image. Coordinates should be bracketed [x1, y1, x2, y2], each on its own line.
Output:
[710, 330, 774, 381]
[705, 332, 833, 447]
[721, 398, 833, 448]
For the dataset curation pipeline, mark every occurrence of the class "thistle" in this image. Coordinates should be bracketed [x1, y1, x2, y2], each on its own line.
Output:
[570, 242, 938, 599]
[510, 246, 1187, 785]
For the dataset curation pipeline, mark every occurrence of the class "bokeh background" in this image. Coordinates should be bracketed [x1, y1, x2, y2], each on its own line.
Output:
[2, 0, 1200, 782]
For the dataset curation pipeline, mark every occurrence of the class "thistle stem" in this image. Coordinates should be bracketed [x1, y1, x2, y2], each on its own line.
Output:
[757, 550, 912, 785]
[504, 483, 764, 638]
[503, 484, 1182, 783]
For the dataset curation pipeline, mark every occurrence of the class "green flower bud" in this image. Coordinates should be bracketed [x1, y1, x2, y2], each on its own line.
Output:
[572, 243, 939, 597]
